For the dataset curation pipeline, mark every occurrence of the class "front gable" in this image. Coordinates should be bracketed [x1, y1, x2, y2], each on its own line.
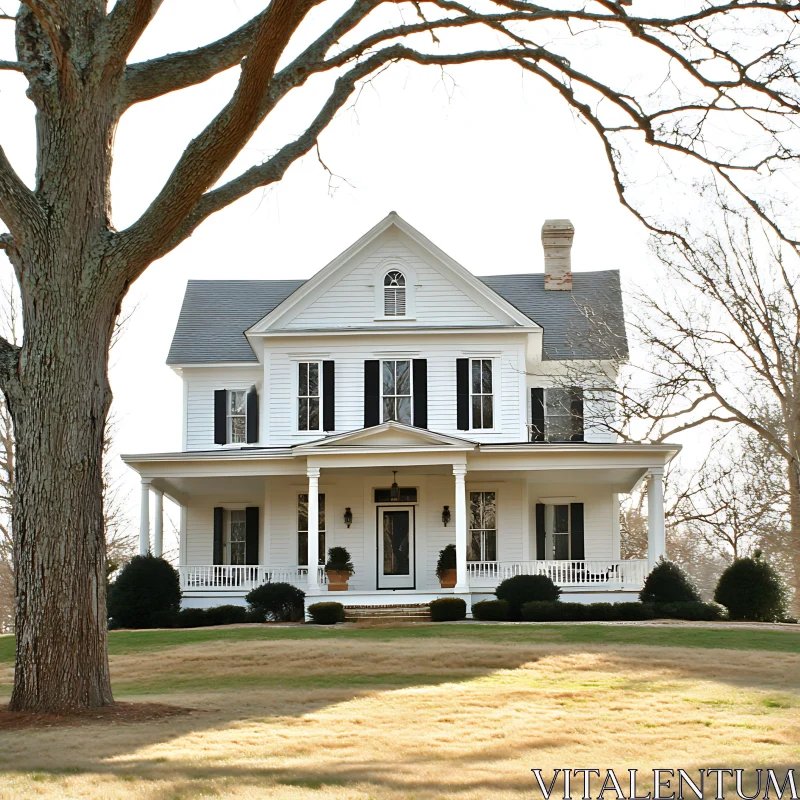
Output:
[293, 422, 477, 452]
[247, 213, 537, 334]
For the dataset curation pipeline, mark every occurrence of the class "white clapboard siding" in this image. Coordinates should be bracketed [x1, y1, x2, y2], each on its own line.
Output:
[183, 366, 262, 451]
[266, 333, 527, 445]
[286, 240, 502, 329]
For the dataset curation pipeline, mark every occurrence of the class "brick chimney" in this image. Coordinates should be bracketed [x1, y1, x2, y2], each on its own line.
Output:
[542, 219, 574, 290]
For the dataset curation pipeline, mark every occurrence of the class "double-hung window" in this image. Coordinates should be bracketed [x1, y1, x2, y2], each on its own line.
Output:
[383, 270, 406, 316]
[298, 362, 321, 432]
[545, 389, 576, 442]
[552, 504, 570, 559]
[228, 510, 247, 565]
[228, 390, 247, 444]
[297, 493, 325, 566]
[382, 360, 412, 425]
[470, 359, 494, 429]
[467, 491, 497, 562]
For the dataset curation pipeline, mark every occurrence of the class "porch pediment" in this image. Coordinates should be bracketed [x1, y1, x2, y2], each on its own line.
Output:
[293, 422, 477, 452]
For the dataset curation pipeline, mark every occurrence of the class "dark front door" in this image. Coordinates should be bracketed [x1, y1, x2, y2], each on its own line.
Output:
[377, 506, 415, 589]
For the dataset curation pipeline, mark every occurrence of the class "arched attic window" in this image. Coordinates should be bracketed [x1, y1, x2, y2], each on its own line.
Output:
[383, 270, 406, 317]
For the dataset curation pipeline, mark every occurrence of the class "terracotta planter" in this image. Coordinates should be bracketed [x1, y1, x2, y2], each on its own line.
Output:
[439, 568, 457, 589]
[326, 569, 351, 591]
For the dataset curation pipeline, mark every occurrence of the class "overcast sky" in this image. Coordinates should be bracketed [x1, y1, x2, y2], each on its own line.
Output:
[0, 1, 669, 553]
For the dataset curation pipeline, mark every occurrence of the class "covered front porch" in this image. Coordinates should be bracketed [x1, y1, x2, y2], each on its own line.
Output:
[122, 423, 678, 608]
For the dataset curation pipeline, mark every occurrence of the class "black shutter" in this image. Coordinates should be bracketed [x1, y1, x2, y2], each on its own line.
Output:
[413, 359, 428, 428]
[213, 507, 224, 565]
[570, 503, 585, 560]
[570, 388, 584, 442]
[530, 388, 545, 442]
[456, 358, 469, 431]
[322, 360, 336, 432]
[245, 506, 259, 566]
[246, 387, 259, 443]
[214, 390, 227, 445]
[535, 503, 546, 560]
[364, 360, 380, 427]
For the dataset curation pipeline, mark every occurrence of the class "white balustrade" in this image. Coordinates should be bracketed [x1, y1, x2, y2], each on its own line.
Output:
[466, 559, 648, 589]
[179, 565, 327, 591]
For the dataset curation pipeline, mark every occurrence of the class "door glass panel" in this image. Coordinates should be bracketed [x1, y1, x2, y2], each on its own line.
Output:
[383, 511, 410, 575]
[229, 510, 246, 565]
[554, 504, 569, 533]
[554, 533, 570, 560]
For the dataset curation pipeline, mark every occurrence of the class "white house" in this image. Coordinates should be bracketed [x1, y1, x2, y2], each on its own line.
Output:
[122, 212, 678, 610]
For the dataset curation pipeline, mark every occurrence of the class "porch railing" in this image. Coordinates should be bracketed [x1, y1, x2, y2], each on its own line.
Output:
[466, 559, 648, 589]
[179, 564, 326, 591]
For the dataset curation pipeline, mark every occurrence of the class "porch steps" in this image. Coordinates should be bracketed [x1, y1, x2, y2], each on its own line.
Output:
[343, 603, 431, 622]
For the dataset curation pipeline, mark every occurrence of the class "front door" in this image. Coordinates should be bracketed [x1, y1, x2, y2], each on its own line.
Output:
[377, 506, 415, 589]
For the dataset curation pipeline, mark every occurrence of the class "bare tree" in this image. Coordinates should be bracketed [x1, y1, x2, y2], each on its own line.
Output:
[0, 1, 798, 712]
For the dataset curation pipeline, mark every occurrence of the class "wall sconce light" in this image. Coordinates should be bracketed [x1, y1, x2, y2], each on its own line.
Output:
[344, 507, 353, 528]
[442, 505, 451, 527]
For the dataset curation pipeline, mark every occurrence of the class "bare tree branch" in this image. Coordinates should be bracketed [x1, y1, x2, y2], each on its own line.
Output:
[101, 0, 165, 75]
[0, 145, 42, 243]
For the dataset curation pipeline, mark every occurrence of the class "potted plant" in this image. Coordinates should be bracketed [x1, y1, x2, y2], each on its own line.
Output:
[325, 546, 355, 591]
[436, 544, 457, 589]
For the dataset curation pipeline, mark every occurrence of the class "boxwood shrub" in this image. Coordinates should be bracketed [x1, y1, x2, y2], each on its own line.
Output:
[714, 552, 789, 622]
[107, 554, 182, 629]
[175, 607, 208, 628]
[495, 574, 561, 619]
[640, 559, 700, 604]
[430, 597, 467, 621]
[521, 601, 584, 621]
[246, 582, 305, 622]
[471, 599, 509, 621]
[307, 602, 346, 625]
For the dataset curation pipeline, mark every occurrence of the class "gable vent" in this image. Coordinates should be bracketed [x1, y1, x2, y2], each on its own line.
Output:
[383, 270, 406, 316]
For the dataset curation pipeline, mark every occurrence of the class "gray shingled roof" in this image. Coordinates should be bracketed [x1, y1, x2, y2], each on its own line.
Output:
[166, 279, 306, 364]
[166, 271, 627, 364]
[479, 270, 628, 360]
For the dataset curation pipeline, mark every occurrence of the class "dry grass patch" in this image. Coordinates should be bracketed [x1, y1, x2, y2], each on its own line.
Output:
[0, 630, 797, 798]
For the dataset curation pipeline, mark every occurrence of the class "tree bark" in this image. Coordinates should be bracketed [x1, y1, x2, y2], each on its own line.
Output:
[787, 460, 800, 617]
[7, 297, 115, 711]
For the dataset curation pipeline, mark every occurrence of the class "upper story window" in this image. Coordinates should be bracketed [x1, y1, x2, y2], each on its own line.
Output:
[228, 390, 247, 444]
[529, 388, 584, 443]
[471, 359, 494, 429]
[383, 271, 406, 316]
[382, 360, 412, 424]
[298, 362, 321, 432]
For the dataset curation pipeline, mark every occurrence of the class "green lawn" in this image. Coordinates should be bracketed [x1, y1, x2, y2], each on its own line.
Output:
[1, 621, 797, 665]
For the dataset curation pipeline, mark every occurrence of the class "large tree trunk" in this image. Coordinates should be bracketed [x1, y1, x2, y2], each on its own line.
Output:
[6, 286, 116, 712]
[3, 7, 122, 711]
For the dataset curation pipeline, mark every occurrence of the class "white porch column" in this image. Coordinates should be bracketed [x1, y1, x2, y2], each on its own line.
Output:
[647, 468, 666, 570]
[152, 489, 164, 558]
[139, 479, 151, 556]
[453, 465, 469, 592]
[307, 467, 321, 593]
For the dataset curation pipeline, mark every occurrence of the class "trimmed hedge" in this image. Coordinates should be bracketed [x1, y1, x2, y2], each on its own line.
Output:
[307, 602, 346, 625]
[518, 600, 724, 622]
[715, 552, 789, 621]
[640, 559, 700, 604]
[430, 597, 467, 621]
[471, 599, 510, 621]
[175, 604, 257, 628]
[246, 582, 305, 622]
[496, 574, 561, 619]
[107, 554, 182, 629]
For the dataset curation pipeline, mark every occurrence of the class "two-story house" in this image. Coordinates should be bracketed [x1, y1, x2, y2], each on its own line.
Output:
[122, 212, 679, 611]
